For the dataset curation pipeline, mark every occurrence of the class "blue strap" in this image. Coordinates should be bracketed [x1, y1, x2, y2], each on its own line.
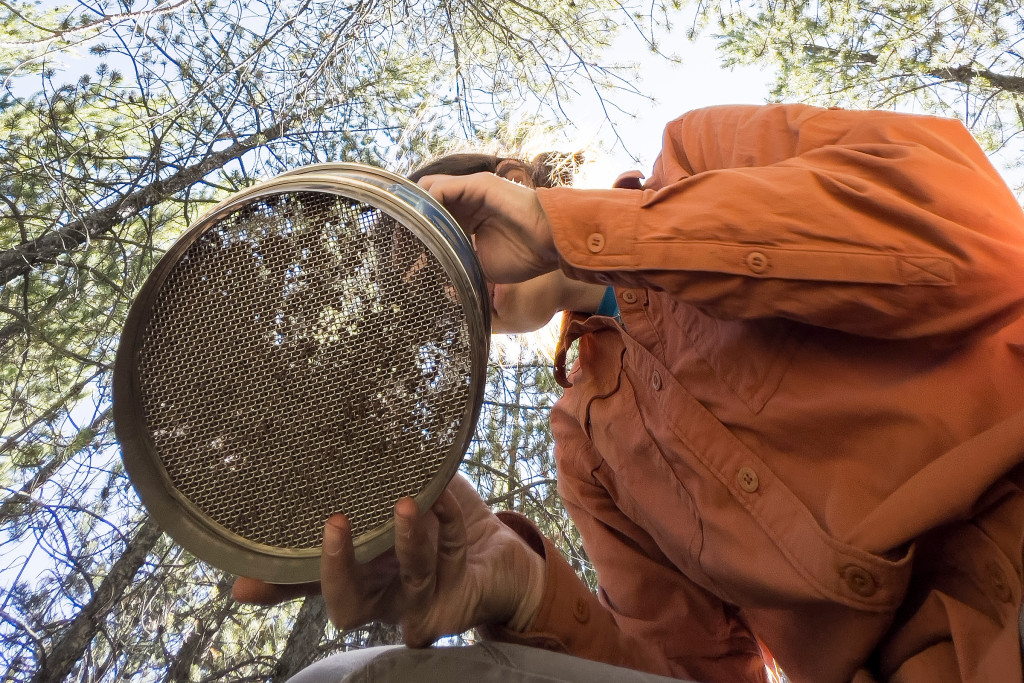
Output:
[595, 286, 619, 317]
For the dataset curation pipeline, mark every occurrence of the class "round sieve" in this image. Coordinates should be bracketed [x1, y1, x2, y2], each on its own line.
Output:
[113, 163, 490, 584]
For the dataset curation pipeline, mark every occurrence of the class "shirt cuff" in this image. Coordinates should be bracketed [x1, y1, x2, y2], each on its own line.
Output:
[537, 187, 642, 272]
[478, 510, 613, 657]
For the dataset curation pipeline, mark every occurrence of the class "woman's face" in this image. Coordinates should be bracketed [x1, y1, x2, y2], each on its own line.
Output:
[488, 272, 567, 334]
[420, 158, 585, 334]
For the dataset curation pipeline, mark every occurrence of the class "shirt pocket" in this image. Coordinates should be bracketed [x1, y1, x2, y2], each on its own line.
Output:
[668, 300, 804, 415]
[625, 346, 915, 613]
[586, 381, 705, 569]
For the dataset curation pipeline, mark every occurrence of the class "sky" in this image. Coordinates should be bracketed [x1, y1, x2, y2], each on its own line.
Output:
[555, 25, 1019, 191]
[555, 28, 773, 188]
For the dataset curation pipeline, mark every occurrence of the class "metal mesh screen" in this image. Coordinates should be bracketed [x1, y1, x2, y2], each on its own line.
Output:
[135, 191, 473, 549]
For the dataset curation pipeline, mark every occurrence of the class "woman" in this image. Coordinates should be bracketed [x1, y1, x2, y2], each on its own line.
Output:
[237, 104, 1024, 683]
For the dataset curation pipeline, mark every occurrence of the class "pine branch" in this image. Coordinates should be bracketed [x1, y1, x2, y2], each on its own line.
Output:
[0, 371, 105, 458]
[931, 64, 1024, 94]
[0, 320, 25, 350]
[3, 0, 198, 48]
[802, 44, 1024, 95]
[0, 119, 289, 288]
[0, 407, 111, 527]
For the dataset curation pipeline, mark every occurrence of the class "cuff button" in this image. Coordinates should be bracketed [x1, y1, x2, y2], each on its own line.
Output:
[572, 596, 591, 624]
[841, 564, 878, 598]
[745, 251, 769, 274]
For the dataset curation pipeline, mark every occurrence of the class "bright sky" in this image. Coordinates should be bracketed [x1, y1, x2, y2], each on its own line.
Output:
[558, 29, 773, 187]
[559, 25, 1019, 190]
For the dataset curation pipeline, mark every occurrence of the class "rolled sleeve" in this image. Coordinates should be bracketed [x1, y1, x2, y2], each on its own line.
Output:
[537, 104, 1024, 342]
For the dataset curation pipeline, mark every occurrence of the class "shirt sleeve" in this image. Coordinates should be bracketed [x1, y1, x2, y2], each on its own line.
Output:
[537, 103, 1024, 341]
[480, 420, 769, 683]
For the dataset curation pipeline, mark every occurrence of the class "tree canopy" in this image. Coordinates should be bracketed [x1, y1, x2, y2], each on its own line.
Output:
[694, 0, 1024, 176]
[4, 0, 1024, 680]
[0, 0, 639, 678]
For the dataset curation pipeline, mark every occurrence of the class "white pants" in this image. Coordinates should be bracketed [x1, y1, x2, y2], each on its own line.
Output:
[288, 642, 690, 682]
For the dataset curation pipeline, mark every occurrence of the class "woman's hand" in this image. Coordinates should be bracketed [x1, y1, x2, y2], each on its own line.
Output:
[233, 476, 545, 647]
[321, 474, 544, 646]
[418, 173, 558, 284]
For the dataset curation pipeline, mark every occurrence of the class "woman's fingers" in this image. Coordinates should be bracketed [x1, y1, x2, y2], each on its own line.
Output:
[393, 498, 438, 610]
[432, 488, 468, 589]
[417, 173, 556, 283]
[316, 480, 489, 645]
[417, 173, 488, 235]
[320, 514, 368, 630]
[394, 497, 447, 647]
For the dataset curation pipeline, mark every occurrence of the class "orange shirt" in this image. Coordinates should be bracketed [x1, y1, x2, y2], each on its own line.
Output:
[490, 104, 1024, 683]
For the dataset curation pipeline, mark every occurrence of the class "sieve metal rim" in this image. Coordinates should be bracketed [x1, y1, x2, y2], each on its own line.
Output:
[114, 163, 490, 583]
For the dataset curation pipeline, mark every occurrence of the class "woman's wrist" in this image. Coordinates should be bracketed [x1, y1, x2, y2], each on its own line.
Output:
[536, 228, 559, 276]
[505, 542, 546, 632]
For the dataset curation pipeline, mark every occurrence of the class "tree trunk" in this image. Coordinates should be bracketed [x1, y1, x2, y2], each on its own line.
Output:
[270, 596, 329, 681]
[163, 576, 235, 683]
[31, 518, 163, 683]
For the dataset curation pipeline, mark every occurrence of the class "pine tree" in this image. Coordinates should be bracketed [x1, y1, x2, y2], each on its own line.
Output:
[692, 0, 1024, 174]
[1, 0, 661, 678]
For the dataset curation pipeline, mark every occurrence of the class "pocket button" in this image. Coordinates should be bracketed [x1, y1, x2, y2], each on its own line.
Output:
[986, 561, 1014, 603]
[573, 596, 591, 624]
[841, 564, 877, 597]
[737, 467, 759, 493]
